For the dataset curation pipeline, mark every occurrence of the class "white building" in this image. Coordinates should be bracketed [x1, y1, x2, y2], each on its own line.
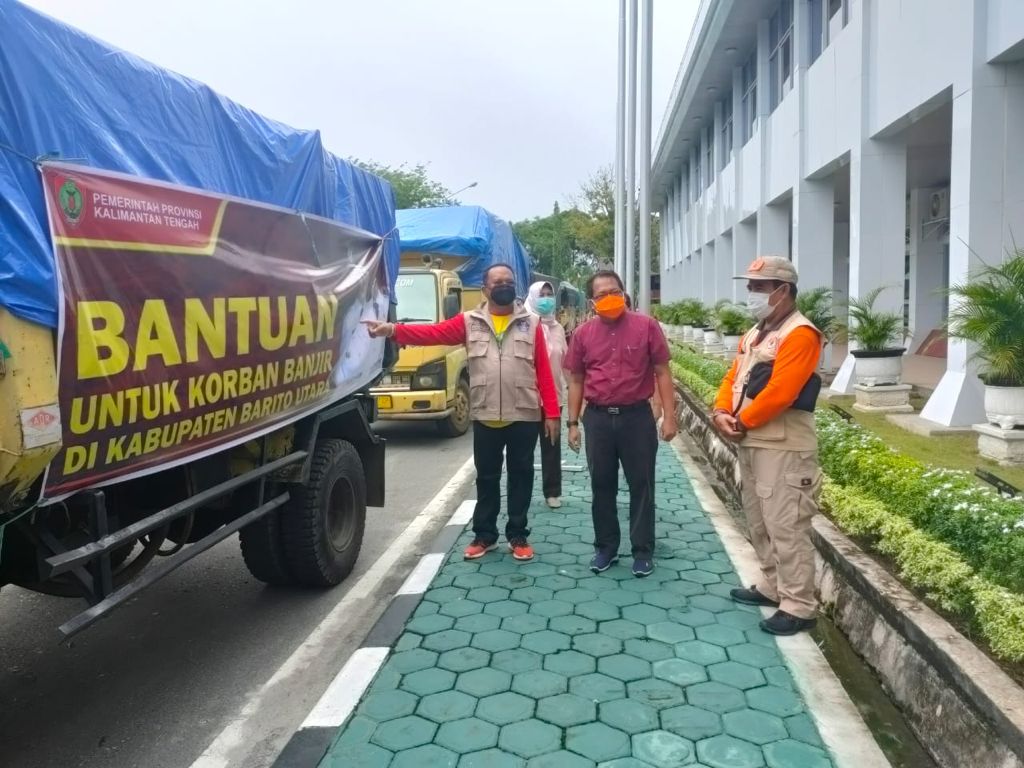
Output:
[654, 0, 1024, 426]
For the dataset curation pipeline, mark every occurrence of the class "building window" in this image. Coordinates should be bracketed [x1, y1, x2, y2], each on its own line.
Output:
[704, 124, 714, 188]
[721, 96, 733, 170]
[769, 0, 793, 111]
[741, 52, 757, 144]
[682, 165, 690, 211]
[810, 0, 848, 62]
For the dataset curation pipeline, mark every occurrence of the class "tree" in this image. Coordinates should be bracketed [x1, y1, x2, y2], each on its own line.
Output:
[352, 159, 456, 209]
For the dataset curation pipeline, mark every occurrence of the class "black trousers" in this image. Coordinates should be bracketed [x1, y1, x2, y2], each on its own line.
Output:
[538, 408, 562, 498]
[583, 404, 658, 558]
[473, 421, 539, 543]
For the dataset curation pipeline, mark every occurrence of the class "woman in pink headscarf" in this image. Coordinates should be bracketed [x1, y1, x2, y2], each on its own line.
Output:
[526, 280, 568, 508]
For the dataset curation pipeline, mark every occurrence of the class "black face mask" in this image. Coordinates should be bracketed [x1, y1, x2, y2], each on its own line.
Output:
[490, 284, 516, 306]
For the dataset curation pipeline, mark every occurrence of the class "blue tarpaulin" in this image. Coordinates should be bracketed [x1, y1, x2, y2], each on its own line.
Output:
[0, 0, 398, 328]
[397, 206, 533, 292]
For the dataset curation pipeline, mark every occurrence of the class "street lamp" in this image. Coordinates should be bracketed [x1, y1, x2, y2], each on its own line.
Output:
[450, 181, 478, 198]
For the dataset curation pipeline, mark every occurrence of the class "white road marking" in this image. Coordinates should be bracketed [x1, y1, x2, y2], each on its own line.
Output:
[396, 553, 446, 596]
[670, 439, 890, 768]
[449, 499, 475, 526]
[300, 646, 389, 729]
[189, 454, 476, 768]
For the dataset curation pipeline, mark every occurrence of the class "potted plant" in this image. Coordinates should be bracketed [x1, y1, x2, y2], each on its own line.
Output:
[845, 286, 908, 386]
[676, 299, 703, 342]
[796, 286, 841, 371]
[947, 250, 1024, 429]
[714, 302, 753, 360]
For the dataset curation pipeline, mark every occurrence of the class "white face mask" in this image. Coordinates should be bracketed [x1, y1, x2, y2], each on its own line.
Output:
[747, 286, 780, 320]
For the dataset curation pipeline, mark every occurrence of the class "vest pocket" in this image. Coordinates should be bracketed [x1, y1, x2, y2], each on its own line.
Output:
[468, 339, 490, 358]
[513, 338, 534, 361]
[469, 373, 488, 411]
[515, 375, 540, 410]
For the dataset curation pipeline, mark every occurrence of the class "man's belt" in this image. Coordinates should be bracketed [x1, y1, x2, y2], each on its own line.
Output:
[588, 401, 650, 415]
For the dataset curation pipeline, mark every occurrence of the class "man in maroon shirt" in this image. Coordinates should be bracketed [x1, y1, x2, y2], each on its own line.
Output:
[564, 270, 677, 577]
[364, 264, 560, 562]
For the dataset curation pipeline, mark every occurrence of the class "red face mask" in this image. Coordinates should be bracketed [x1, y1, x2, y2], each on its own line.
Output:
[594, 294, 626, 320]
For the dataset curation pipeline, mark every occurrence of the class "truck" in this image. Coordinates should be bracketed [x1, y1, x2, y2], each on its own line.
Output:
[0, 1, 400, 637]
[371, 206, 532, 436]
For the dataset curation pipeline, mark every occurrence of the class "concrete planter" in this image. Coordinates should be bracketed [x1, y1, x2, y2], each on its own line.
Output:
[692, 327, 706, 345]
[851, 348, 904, 387]
[984, 385, 1024, 430]
[682, 324, 694, 342]
[702, 329, 723, 354]
[722, 334, 742, 362]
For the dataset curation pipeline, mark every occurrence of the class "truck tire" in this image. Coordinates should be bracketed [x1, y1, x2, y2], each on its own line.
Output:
[437, 376, 471, 438]
[239, 511, 294, 586]
[281, 439, 366, 587]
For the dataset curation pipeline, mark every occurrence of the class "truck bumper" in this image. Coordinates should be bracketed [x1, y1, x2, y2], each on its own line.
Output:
[371, 389, 450, 421]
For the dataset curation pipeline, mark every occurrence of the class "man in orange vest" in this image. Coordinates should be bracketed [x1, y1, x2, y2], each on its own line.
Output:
[712, 256, 824, 635]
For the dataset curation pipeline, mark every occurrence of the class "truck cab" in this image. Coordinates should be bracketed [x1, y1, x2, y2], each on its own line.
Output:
[371, 261, 471, 437]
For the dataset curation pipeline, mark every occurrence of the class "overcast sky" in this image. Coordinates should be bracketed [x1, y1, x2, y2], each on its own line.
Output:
[23, 0, 698, 221]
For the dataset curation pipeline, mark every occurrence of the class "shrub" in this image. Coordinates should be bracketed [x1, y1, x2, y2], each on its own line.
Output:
[795, 286, 842, 342]
[670, 344, 729, 389]
[670, 362, 717, 406]
[713, 302, 753, 336]
[816, 409, 1024, 593]
[845, 286, 907, 351]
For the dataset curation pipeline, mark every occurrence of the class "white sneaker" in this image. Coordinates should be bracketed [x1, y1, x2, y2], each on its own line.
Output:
[546, 497, 562, 509]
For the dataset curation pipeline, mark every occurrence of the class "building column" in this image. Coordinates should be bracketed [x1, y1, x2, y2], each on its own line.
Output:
[830, 138, 908, 394]
[920, 61, 1024, 425]
[733, 217, 757, 302]
[716, 232, 734, 300]
[906, 187, 946, 353]
[792, 178, 835, 292]
[757, 202, 789, 256]
[702, 241, 716, 304]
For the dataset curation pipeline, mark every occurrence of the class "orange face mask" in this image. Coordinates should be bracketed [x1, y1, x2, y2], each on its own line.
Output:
[594, 294, 626, 320]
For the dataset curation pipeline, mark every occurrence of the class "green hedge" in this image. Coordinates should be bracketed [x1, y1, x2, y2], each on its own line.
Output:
[816, 409, 1024, 593]
[669, 346, 1024, 662]
[824, 480, 1024, 662]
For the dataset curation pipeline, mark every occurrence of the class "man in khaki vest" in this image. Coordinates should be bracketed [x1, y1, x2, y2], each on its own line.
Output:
[364, 264, 560, 562]
[712, 256, 824, 635]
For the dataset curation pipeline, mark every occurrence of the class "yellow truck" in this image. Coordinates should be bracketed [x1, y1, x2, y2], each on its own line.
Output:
[371, 206, 534, 437]
[0, 5, 398, 637]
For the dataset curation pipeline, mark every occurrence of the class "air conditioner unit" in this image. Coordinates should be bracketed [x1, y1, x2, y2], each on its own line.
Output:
[928, 189, 949, 221]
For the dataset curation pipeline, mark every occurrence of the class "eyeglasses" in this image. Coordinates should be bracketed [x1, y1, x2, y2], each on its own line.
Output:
[592, 288, 624, 300]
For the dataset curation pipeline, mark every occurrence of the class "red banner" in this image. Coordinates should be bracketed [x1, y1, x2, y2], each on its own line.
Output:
[41, 163, 388, 501]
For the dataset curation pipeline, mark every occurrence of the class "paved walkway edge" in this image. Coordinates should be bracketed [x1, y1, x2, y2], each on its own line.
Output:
[671, 438, 891, 768]
[270, 494, 477, 768]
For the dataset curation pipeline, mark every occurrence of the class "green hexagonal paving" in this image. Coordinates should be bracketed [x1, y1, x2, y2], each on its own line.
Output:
[600, 698, 659, 734]
[632, 730, 694, 767]
[417, 690, 477, 723]
[535, 692, 596, 727]
[322, 439, 838, 768]
[661, 703, 723, 741]
[390, 744, 458, 768]
[456, 667, 511, 697]
[498, 719, 561, 758]
[476, 691, 535, 726]
[434, 717, 499, 753]
[372, 715, 437, 751]
[402, 668, 456, 697]
[566, 722, 630, 762]
[511, 668, 567, 698]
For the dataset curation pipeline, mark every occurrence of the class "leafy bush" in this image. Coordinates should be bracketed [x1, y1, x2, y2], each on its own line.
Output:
[817, 409, 1024, 592]
[670, 362, 717, 406]
[823, 480, 1024, 661]
[670, 344, 729, 388]
[713, 302, 753, 336]
[795, 287, 842, 342]
[845, 286, 907, 351]
[947, 249, 1024, 386]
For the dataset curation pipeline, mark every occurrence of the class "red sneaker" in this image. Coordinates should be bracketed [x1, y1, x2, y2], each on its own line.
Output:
[464, 539, 498, 560]
[508, 538, 534, 561]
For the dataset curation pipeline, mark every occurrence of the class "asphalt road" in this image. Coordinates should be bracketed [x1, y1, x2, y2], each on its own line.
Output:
[0, 422, 473, 768]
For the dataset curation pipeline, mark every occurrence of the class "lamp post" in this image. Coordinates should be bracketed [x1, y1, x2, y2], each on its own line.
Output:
[450, 181, 478, 199]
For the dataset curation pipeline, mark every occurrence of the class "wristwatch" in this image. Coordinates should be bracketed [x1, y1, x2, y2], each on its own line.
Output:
[567, 420, 579, 427]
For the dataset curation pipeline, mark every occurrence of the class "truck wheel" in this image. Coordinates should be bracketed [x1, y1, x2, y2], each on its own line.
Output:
[239, 511, 294, 586]
[281, 439, 366, 587]
[437, 376, 471, 437]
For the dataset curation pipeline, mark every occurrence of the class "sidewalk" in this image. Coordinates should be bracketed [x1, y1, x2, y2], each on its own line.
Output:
[319, 439, 853, 768]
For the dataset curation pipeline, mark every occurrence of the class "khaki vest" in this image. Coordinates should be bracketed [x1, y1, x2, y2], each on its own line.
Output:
[732, 310, 821, 451]
[465, 302, 543, 422]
